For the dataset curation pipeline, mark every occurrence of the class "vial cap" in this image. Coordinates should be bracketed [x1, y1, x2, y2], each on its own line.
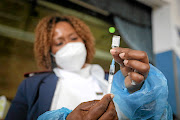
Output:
[112, 35, 120, 48]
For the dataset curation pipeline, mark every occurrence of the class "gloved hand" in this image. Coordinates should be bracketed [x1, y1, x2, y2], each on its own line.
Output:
[110, 47, 150, 93]
[66, 94, 118, 120]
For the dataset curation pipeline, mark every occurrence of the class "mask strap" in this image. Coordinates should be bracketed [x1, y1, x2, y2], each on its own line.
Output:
[50, 52, 55, 57]
[50, 52, 57, 69]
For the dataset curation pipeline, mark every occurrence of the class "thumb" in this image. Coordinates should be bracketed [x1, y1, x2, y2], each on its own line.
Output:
[78, 100, 99, 111]
[86, 94, 114, 120]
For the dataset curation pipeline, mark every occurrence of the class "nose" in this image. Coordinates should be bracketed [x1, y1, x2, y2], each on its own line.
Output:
[64, 38, 71, 44]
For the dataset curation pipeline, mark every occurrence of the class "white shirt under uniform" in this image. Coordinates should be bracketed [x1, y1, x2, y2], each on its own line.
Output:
[50, 64, 108, 111]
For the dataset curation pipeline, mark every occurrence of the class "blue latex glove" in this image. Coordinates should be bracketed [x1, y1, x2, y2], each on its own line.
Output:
[112, 64, 173, 120]
[37, 107, 72, 120]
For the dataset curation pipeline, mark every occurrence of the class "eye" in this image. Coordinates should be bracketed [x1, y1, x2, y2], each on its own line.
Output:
[56, 42, 63, 46]
[71, 37, 78, 41]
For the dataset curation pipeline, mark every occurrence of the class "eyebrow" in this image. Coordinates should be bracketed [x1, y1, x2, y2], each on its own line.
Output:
[68, 32, 77, 37]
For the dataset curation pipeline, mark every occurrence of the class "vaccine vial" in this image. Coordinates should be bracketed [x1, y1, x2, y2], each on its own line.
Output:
[111, 35, 120, 48]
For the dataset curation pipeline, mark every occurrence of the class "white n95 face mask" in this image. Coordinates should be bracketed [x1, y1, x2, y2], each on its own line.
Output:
[53, 42, 87, 72]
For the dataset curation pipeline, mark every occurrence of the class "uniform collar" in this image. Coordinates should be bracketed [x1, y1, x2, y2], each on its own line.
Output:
[53, 64, 91, 79]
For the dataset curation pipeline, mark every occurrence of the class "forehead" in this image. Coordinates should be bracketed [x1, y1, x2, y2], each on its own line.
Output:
[54, 21, 75, 35]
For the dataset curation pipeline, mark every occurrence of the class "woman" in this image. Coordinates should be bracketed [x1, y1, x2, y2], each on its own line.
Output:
[5, 15, 172, 120]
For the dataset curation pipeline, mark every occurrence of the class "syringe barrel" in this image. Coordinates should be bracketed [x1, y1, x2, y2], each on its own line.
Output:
[109, 65, 115, 74]
[108, 74, 114, 84]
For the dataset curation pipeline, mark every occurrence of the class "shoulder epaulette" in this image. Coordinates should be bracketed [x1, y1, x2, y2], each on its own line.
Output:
[24, 71, 52, 78]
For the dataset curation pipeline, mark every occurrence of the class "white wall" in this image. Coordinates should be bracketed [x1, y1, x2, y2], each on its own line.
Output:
[152, 0, 180, 58]
[152, 4, 173, 54]
[172, 0, 180, 58]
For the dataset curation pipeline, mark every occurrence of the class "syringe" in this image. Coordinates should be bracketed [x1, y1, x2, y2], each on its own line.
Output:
[107, 35, 120, 93]
[107, 59, 115, 93]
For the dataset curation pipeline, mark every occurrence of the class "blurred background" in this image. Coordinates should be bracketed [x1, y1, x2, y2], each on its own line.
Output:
[0, 0, 180, 119]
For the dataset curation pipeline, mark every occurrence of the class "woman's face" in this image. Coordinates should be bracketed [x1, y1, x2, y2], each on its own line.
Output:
[51, 21, 84, 54]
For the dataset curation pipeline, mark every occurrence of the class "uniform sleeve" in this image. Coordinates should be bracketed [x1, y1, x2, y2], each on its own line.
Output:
[5, 80, 28, 120]
[111, 64, 173, 120]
